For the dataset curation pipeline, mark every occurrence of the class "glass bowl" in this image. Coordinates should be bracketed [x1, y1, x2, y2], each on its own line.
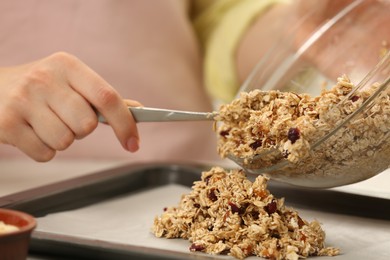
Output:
[231, 0, 390, 187]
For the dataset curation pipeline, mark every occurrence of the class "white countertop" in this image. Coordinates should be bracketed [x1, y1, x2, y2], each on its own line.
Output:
[0, 158, 128, 197]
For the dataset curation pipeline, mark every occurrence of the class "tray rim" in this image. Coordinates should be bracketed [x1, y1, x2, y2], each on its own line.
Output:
[31, 230, 218, 260]
[2, 163, 212, 259]
[2, 162, 390, 259]
[0, 162, 208, 211]
[2, 162, 390, 218]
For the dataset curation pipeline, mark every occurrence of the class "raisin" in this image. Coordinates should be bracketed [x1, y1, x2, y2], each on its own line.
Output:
[194, 203, 200, 208]
[220, 130, 230, 137]
[228, 201, 240, 214]
[287, 127, 300, 144]
[297, 215, 305, 227]
[249, 140, 262, 150]
[220, 249, 231, 255]
[204, 175, 211, 185]
[190, 243, 205, 252]
[228, 201, 249, 214]
[351, 95, 359, 102]
[240, 203, 249, 214]
[264, 200, 277, 215]
[208, 188, 218, 202]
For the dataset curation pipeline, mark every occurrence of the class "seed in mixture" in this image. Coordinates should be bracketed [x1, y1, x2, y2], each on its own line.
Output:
[152, 167, 339, 259]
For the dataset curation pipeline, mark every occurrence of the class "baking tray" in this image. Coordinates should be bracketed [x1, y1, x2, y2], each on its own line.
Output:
[1, 163, 390, 260]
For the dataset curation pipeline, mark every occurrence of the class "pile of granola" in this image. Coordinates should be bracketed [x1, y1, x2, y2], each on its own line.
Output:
[215, 75, 390, 187]
[152, 167, 339, 259]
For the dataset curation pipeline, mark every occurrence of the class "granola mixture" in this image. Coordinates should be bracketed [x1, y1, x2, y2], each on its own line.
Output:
[0, 221, 19, 234]
[215, 75, 390, 187]
[153, 167, 339, 259]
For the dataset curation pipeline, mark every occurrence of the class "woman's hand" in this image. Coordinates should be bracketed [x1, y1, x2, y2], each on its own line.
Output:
[0, 52, 140, 162]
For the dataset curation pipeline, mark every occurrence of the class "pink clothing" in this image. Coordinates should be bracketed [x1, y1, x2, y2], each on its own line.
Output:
[0, 0, 220, 163]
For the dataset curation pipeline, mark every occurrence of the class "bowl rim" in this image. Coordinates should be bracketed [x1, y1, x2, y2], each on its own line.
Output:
[0, 208, 37, 237]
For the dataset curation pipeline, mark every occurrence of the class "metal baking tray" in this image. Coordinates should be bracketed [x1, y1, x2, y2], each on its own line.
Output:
[1, 163, 390, 260]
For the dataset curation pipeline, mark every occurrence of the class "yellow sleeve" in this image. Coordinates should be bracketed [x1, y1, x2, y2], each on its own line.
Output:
[192, 0, 287, 103]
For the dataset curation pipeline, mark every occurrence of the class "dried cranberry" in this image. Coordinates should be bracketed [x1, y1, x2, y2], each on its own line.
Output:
[220, 130, 230, 137]
[190, 244, 205, 252]
[249, 140, 262, 150]
[204, 175, 211, 185]
[264, 200, 277, 215]
[297, 215, 305, 228]
[240, 202, 249, 214]
[351, 95, 359, 102]
[228, 201, 248, 214]
[287, 127, 300, 144]
[251, 211, 259, 220]
[228, 201, 240, 214]
[220, 249, 230, 255]
[208, 188, 218, 202]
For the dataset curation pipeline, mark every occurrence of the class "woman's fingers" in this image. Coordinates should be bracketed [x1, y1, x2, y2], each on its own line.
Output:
[0, 113, 56, 162]
[24, 103, 75, 151]
[57, 53, 140, 152]
[0, 52, 141, 161]
[18, 129, 56, 161]
[124, 99, 144, 107]
[14, 124, 57, 162]
[47, 86, 98, 140]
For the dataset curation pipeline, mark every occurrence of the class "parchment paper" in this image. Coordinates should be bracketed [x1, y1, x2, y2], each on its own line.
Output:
[36, 184, 390, 259]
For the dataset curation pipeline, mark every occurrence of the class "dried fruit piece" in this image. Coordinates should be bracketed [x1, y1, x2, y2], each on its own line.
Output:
[190, 243, 205, 252]
[208, 188, 218, 202]
[220, 130, 230, 137]
[264, 200, 277, 215]
[249, 140, 262, 150]
[287, 127, 300, 144]
[351, 95, 359, 102]
[228, 201, 240, 214]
